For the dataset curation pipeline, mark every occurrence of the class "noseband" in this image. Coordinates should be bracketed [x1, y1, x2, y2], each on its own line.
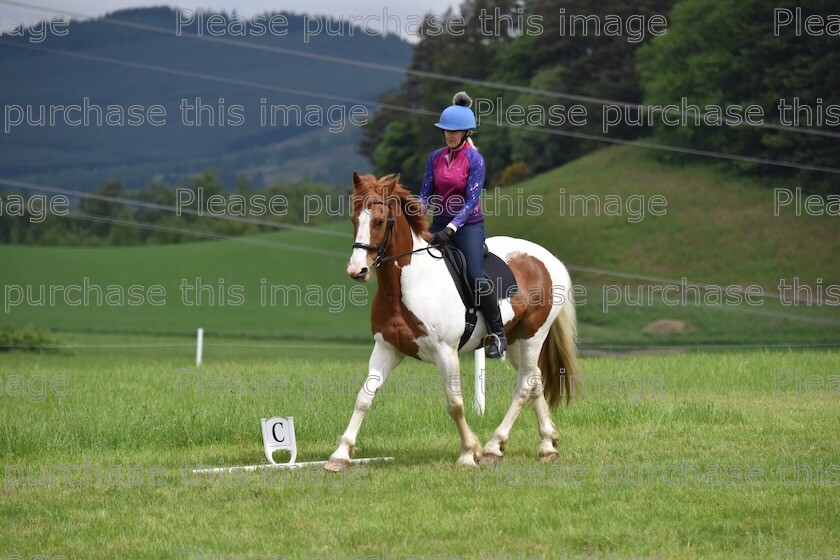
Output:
[352, 199, 395, 268]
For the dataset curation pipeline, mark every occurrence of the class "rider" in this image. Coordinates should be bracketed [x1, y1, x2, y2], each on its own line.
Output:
[419, 91, 508, 359]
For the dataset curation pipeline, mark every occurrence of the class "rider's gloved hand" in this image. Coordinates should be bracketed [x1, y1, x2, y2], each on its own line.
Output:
[432, 227, 455, 246]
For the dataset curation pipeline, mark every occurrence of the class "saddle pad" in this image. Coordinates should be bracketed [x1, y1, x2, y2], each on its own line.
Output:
[485, 251, 519, 301]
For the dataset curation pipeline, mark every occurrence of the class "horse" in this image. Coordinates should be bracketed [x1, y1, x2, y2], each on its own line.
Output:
[324, 172, 579, 471]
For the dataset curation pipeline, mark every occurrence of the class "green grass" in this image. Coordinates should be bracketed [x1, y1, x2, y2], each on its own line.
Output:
[1, 346, 838, 558]
[0, 222, 362, 341]
[2, 143, 839, 555]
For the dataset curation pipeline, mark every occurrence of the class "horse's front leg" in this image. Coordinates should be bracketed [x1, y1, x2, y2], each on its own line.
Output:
[436, 348, 483, 468]
[325, 340, 404, 472]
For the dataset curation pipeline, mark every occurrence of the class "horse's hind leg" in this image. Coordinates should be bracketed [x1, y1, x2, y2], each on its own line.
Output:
[531, 367, 560, 463]
[325, 340, 403, 472]
[481, 338, 558, 464]
[436, 348, 483, 468]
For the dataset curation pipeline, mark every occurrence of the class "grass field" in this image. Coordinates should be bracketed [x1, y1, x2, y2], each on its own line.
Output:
[2, 145, 839, 558]
[1, 345, 838, 559]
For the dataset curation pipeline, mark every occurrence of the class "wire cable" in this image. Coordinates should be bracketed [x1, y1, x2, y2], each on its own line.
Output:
[63, 210, 347, 258]
[2, 38, 839, 175]
[9, 208, 835, 327]
[2, 0, 839, 140]
[0, 177, 347, 237]
[4, 178, 838, 310]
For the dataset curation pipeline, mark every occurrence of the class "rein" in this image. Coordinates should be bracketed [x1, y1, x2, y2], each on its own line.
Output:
[352, 199, 444, 268]
[378, 244, 444, 265]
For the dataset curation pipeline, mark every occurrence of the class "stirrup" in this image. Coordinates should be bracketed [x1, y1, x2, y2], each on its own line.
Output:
[484, 333, 506, 360]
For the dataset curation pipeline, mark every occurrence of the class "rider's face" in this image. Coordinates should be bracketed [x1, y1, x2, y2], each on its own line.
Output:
[443, 130, 467, 149]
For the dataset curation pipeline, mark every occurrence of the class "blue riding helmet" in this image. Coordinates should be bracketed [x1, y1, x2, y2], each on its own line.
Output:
[434, 91, 477, 131]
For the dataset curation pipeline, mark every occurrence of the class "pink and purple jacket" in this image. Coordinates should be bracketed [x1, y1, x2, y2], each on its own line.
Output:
[419, 143, 486, 230]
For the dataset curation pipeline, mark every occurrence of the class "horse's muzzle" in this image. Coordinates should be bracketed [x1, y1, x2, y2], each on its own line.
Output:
[349, 267, 370, 282]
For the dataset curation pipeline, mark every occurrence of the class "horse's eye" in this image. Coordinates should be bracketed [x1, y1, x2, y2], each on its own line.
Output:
[374, 220, 385, 229]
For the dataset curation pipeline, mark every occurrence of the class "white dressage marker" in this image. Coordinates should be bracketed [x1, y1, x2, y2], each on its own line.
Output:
[262, 416, 297, 465]
[190, 416, 393, 474]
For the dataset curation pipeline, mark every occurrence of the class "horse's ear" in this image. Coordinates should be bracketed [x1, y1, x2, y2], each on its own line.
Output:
[352, 171, 362, 190]
[383, 173, 400, 192]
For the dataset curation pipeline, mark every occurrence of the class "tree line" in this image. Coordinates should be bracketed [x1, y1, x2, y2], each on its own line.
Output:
[361, 0, 839, 194]
[0, 171, 340, 246]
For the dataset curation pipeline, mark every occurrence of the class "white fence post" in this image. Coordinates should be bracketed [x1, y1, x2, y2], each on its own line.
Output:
[196, 327, 204, 367]
[474, 349, 485, 415]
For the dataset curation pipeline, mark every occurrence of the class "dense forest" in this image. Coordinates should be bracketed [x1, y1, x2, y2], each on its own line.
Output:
[362, 0, 840, 194]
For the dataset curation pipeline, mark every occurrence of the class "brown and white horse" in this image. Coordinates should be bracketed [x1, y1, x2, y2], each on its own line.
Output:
[325, 172, 579, 471]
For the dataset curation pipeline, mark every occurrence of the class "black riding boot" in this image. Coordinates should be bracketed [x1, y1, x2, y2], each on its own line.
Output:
[476, 279, 508, 359]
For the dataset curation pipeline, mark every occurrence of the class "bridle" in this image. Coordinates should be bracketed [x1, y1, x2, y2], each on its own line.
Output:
[352, 198, 444, 268]
[352, 199, 395, 268]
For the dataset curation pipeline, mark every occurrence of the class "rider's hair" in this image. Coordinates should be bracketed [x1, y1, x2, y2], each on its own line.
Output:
[466, 133, 477, 150]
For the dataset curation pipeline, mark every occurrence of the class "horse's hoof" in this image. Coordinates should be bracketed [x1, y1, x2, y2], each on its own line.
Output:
[479, 453, 503, 466]
[324, 458, 350, 473]
[539, 450, 560, 463]
[456, 454, 479, 468]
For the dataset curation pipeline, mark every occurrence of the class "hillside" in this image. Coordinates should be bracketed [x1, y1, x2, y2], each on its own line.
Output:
[0, 7, 411, 188]
[2, 146, 838, 347]
[485, 146, 839, 287]
[483, 146, 840, 346]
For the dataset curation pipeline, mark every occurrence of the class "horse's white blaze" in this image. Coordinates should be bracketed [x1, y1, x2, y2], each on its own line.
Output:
[347, 208, 373, 277]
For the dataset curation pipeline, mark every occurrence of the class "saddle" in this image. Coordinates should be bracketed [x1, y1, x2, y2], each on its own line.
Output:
[438, 241, 518, 349]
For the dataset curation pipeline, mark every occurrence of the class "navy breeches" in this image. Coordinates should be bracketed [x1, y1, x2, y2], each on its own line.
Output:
[430, 221, 487, 291]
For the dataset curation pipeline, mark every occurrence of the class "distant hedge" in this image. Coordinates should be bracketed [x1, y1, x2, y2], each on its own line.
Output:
[0, 327, 63, 354]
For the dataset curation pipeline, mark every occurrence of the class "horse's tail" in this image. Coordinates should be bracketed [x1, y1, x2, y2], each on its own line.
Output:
[538, 288, 580, 410]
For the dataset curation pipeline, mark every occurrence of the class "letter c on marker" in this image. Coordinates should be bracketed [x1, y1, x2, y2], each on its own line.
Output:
[272, 422, 285, 442]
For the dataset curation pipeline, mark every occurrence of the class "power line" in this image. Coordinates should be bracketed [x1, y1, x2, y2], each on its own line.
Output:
[580, 284, 840, 325]
[512, 125, 840, 174]
[578, 341, 840, 351]
[0, 38, 433, 116]
[2, 38, 839, 175]
[1, 7, 835, 339]
[0, 177, 347, 238]
[63, 210, 348, 258]
[12, 208, 838, 327]
[2, 0, 839, 141]
[0, 342, 371, 349]
[5, 177, 838, 314]
[2, 339, 838, 350]
[569, 265, 796, 300]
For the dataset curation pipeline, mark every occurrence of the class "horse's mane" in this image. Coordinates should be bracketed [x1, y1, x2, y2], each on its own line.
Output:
[353, 172, 431, 241]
